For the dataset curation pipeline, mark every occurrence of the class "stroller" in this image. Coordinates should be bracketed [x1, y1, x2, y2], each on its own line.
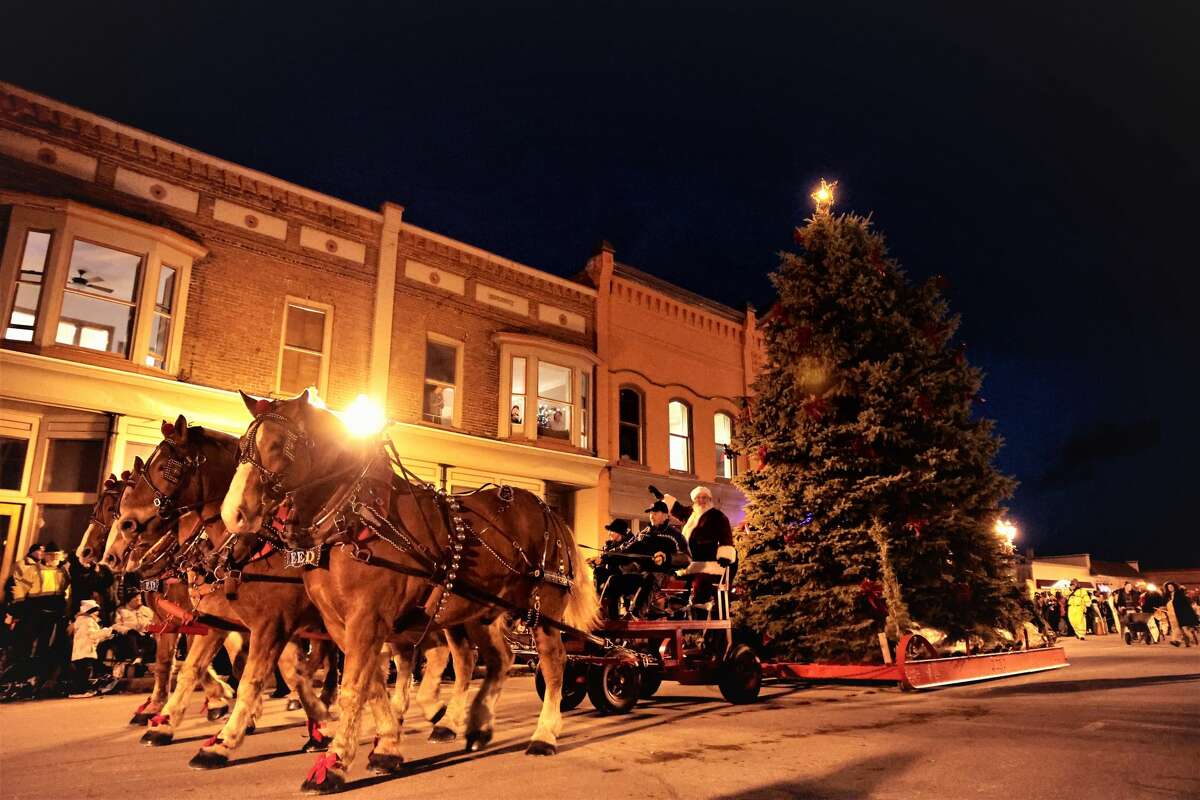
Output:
[1121, 609, 1157, 645]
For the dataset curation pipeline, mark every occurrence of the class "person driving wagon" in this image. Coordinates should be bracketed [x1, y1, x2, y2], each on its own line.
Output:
[599, 511, 687, 620]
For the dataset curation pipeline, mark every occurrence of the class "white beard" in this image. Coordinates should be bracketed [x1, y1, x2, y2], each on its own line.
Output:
[682, 507, 704, 541]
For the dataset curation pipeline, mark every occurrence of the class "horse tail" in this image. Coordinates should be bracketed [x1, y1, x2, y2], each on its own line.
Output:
[550, 514, 600, 632]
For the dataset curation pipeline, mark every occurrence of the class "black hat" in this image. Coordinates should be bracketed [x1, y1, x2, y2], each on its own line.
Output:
[43, 542, 61, 553]
[604, 519, 631, 535]
[644, 500, 669, 514]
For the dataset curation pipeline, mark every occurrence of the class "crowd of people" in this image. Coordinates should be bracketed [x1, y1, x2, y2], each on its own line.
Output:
[1030, 579, 1200, 647]
[0, 543, 157, 700]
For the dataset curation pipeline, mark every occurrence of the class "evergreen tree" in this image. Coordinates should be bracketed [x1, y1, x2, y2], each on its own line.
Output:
[734, 207, 1020, 663]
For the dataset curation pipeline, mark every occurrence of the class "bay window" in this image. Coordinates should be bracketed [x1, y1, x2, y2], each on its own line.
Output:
[496, 333, 597, 451]
[0, 196, 204, 374]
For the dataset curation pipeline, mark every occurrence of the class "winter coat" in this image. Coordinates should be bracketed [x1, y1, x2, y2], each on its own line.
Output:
[68, 555, 112, 614]
[71, 613, 113, 661]
[1067, 589, 1090, 609]
[113, 604, 154, 634]
[666, 498, 735, 563]
[1170, 590, 1199, 628]
[10, 557, 41, 602]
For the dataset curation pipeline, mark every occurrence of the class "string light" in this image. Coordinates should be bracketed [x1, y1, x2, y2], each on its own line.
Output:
[811, 179, 837, 214]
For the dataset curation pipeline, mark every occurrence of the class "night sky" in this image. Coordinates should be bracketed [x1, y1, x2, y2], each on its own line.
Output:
[5, 2, 1197, 565]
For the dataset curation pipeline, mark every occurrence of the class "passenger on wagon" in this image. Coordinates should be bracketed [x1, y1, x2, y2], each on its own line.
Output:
[603, 522, 683, 619]
[662, 486, 736, 615]
[589, 519, 633, 597]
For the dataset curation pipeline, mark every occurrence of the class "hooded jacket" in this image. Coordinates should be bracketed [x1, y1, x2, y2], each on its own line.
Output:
[71, 611, 113, 661]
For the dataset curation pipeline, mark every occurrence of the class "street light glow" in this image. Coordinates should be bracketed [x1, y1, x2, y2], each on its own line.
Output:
[811, 179, 837, 213]
[341, 394, 387, 437]
[993, 519, 1018, 547]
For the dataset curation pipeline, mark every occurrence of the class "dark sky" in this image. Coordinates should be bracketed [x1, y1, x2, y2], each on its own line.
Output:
[5, 1, 1198, 565]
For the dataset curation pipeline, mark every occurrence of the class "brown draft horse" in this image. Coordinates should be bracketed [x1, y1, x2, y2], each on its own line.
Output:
[114, 416, 471, 768]
[222, 390, 599, 794]
[81, 473, 236, 724]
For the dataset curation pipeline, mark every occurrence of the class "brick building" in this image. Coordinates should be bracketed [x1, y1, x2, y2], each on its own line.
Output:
[0, 82, 609, 582]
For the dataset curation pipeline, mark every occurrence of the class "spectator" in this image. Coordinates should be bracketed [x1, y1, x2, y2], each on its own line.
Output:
[1066, 580, 1090, 640]
[102, 594, 155, 672]
[67, 546, 113, 619]
[68, 600, 114, 697]
[1046, 591, 1062, 634]
[1164, 582, 1199, 648]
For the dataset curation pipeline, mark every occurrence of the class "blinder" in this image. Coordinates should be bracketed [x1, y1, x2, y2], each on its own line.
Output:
[238, 412, 311, 502]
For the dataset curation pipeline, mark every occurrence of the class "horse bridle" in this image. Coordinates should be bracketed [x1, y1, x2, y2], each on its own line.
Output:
[137, 439, 209, 522]
[237, 412, 311, 502]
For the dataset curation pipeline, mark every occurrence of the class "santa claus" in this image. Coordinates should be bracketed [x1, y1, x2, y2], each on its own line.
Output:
[662, 485, 736, 578]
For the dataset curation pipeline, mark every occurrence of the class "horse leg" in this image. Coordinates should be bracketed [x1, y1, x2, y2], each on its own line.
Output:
[413, 636, 447, 726]
[130, 631, 173, 724]
[141, 630, 227, 746]
[197, 632, 239, 721]
[430, 626, 476, 743]
[364, 669, 406, 774]
[316, 639, 339, 713]
[462, 618, 513, 753]
[280, 638, 333, 752]
[527, 624, 567, 755]
[387, 641, 416, 725]
[300, 623, 381, 794]
[188, 626, 287, 769]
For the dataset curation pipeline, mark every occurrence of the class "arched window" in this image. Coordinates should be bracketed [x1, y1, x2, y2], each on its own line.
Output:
[714, 412, 735, 479]
[668, 400, 692, 473]
[618, 387, 643, 463]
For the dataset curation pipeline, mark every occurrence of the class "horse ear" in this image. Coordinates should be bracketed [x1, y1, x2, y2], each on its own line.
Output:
[174, 414, 188, 441]
[297, 388, 310, 407]
[132, 456, 145, 474]
[239, 389, 261, 416]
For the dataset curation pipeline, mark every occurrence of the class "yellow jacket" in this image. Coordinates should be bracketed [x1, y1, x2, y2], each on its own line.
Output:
[1067, 588, 1090, 609]
[10, 557, 41, 602]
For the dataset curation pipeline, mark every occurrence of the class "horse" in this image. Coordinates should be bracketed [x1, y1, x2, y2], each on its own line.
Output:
[80, 472, 237, 724]
[114, 416, 471, 768]
[222, 390, 598, 793]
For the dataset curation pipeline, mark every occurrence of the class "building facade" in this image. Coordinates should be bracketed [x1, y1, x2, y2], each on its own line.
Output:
[0, 82, 609, 583]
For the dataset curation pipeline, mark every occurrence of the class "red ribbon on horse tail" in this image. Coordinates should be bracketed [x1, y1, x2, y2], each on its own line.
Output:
[306, 753, 341, 784]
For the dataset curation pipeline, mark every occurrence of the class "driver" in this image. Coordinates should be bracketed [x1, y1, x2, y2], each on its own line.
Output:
[603, 522, 682, 620]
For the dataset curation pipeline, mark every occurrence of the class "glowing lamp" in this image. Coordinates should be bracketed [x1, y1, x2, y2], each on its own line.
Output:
[304, 386, 327, 410]
[811, 179, 837, 213]
[342, 394, 387, 437]
[993, 519, 1018, 547]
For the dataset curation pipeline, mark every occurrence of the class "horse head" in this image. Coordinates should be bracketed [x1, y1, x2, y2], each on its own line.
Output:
[79, 472, 128, 570]
[222, 389, 364, 549]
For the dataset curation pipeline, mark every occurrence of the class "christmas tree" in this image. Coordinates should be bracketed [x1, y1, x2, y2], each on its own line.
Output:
[735, 189, 1020, 663]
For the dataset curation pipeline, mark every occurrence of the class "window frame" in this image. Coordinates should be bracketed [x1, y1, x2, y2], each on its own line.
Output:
[0, 198, 202, 375]
[714, 410, 736, 480]
[495, 332, 598, 451]
[274, 296, 334, 399]
[421, 333, 464, 428]
[617, 385, 645, 464]
[667, 398, 694, 475]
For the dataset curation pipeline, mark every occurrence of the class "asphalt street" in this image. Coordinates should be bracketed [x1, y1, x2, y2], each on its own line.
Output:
[1, 635, 1196, 800]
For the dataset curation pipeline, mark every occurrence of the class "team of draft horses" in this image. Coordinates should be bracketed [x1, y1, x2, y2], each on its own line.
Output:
[84, 389, 738, 794]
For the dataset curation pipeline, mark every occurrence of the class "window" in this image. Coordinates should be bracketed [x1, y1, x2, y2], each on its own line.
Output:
[537, 361, 572, 440]
[423, 337, 461, 426]
[146, 265, 177, 369]
[36, 504, 94, 554]
[509, 356, 526, 434]
[618, 387, 643, 463]
[668, 400, 692, 473]
[0, 200, 203, 373]
[55, 240, 141, 356]
[715, 412, 736, 479]
[4, 230, 51, 342]
[496, 333, 597, 449]
[0, 437, 30, 491]
[278, 301, 329, 396]
[41, 439, 105, 493]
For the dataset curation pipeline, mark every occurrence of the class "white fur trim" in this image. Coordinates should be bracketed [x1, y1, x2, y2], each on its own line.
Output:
[716, 545, 737, 562]
[683, 561, 725, 576]
[690, 485, 712, 502]
[663, 493, 678, 508]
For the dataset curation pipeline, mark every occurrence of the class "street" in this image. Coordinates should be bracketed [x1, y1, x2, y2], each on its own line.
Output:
[1, 636, 1197, 800]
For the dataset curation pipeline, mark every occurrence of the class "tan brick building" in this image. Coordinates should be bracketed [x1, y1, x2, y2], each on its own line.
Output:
[0, 82, 762, 583]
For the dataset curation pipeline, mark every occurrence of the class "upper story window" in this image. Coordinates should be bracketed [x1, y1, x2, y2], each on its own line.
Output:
[668, 400, 693, 473]
[618, 387, 643, 463]
[277, 300, 331, 396]
[423, 336, 462, 427]
[0, 196, 205, 375]
[496, 332, 598, 452]
[714, 411, 736, 479]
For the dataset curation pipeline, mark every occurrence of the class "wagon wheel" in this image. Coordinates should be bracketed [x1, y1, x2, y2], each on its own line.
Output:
[587, 662, 642, 714]
[534, 660, 588, 711]
[717, 643, 762, 704]
[904, 634, 938, 661]
[638, 669, 663, 699]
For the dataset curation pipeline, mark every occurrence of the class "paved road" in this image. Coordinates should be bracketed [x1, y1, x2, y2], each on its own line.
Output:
[1, 636, 1197, 799]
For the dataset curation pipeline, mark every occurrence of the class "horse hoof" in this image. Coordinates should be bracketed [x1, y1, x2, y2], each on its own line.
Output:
[302, 737, 330, 753]
[245, 722, 257, 735]
[188, 749, 230, 770]
[206, 705, 230, 722]
[525, 740, 557, 756]
[428, 704, 447, 725]
[129, 712, 152, 726]
[428, 726, 456, 744]
[366, 752, 406, 775]
[140, 730, 174, 747]
[464, 730, 493, 752]
[300, 771, 345, 795]
[286, 699, 303, 712]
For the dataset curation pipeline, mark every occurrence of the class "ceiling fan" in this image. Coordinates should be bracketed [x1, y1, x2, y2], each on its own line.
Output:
[68, 269, 114, 294]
